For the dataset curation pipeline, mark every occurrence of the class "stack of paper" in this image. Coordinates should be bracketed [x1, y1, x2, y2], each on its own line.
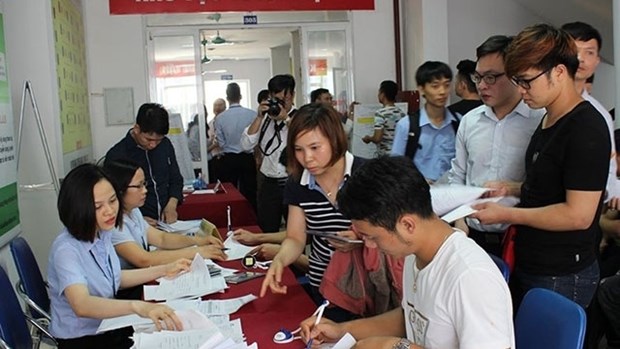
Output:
[143, 254, 227, 301]
[430, 184, 518, 223]
[318, 333, 357, 349]
[130, 310, 256, 349]
[157, 220, 201, 235]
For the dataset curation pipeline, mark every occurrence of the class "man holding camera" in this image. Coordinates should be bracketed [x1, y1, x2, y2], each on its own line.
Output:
[241, 74, 297, 232]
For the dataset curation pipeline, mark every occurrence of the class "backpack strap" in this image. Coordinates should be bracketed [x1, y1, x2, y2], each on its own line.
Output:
[404, 111, 421, 159]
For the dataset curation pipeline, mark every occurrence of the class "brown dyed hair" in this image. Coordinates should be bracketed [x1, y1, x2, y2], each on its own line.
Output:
[506, 23, 579, 79]
[286, 103, 348, 180]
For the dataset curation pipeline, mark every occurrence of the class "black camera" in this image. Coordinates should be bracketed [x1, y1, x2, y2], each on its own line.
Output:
[266, 97, 283, 117]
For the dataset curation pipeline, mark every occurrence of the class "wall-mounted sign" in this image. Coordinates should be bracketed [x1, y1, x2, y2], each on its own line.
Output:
[221, 74, 234, 80]
[243, 15, 258, 25]
[110, 0, 374, 14]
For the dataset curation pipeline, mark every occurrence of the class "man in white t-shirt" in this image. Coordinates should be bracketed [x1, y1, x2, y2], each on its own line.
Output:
[300, 156, 514, 349]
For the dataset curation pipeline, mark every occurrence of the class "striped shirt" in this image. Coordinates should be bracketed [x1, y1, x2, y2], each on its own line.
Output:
[283, 152, 361, 287]
[374, 105, 406, 156]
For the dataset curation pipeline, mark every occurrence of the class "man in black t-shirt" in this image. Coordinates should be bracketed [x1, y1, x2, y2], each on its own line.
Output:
[471, 24, 610, 310]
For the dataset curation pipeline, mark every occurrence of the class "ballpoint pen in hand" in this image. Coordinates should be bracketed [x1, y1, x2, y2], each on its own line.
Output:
[226, 205, 232, 235]
[306, 300, 330, 349]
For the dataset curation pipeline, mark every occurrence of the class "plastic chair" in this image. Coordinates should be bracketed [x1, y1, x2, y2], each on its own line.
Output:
[0, 266, 52, 349]
[10, 237, 51, 321]
[515, 288, 586, 349]
[488, 253, 510, 282]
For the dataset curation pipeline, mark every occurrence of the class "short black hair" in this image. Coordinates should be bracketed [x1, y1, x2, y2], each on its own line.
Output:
[415, 61, 452, 86]
[310, 88, 330, 103]
[136, 103, 169, 135]
[103, 158, 141, 199]
[226, 82, 242, 102]
[456, 59, 477, 93]
[58, 164, 123, 242]
[379, 80, 398, 102]
[338, 156, 434, 231]
[268, 74, 295, 95]
[476, 35, 513, 60]
[257, 89, 270, 104]
[562, 21, 602, 51]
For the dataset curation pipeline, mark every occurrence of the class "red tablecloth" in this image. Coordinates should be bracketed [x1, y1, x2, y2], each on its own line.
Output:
[209, 226, 316, 347]
[177, 182, 257, 228]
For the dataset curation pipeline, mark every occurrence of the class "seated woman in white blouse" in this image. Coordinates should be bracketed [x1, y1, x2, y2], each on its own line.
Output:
[104, 158, 226, 271]
[48, 163, 190, 349]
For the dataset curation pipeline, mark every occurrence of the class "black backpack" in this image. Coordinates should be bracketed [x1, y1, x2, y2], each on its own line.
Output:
[404, 111, 460, 159]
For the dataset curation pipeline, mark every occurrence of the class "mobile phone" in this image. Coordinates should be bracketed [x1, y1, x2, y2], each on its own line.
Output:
[224, 271, 264, 284]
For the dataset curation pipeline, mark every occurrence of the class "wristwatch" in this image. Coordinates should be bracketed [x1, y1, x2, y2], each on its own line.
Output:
[393, 338, 413, 349]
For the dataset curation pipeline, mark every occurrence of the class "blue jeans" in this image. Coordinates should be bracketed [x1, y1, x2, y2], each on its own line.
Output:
[511, 260, 599, 310]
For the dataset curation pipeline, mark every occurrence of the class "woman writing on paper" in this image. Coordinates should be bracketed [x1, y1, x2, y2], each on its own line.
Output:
[103, 158, 227, 272]
[48, 164, 190, 349]
[259, 103, 364, 322]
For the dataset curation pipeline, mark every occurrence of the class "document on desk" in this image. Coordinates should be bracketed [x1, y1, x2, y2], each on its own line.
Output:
[196, 294, 258, 315]
[223, 236, 255, 260]
[144, 253, 227, 301]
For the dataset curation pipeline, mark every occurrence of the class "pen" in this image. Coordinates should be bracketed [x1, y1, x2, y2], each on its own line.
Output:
[306, 300, 329, 349]
[221, 248, 230, 251]
[227, 205, 232, 234]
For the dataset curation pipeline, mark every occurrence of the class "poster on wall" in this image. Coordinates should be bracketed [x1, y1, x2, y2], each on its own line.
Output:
[52, 0, 94, 172]
[0, 13, 21, 247]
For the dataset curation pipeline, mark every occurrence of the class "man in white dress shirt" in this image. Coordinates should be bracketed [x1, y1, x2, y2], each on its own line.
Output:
[447, 35, 544, 256]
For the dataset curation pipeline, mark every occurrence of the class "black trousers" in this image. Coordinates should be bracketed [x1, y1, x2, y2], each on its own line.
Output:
[219, 153, 257, 211]
[57, 327, 133, 349]
[257, 173, 288, 232]
[467, 226, 504, 257]
[585, 273, 620, 349]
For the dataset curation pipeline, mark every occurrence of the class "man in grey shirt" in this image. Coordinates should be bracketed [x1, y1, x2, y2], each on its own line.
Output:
[447, 35, 544, 256]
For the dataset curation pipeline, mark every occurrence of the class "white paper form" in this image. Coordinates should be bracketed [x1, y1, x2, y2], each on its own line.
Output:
[131, 329, 218, 349]
[440, 197, 503, 223]
[205, 259, 238, 277]
[196, 294, 258, 315]
[223, 236, 255, 260]
[144, 253, 227, 301]
[318, 332, 357, 349]
[430, 184, 490, 216]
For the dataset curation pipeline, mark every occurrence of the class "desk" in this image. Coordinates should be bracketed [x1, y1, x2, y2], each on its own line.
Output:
[177, 182, 257, 228]
[211, 226, 316, 347]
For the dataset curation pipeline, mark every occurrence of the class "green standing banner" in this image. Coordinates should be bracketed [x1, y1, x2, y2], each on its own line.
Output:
[0, 12, 21, 246]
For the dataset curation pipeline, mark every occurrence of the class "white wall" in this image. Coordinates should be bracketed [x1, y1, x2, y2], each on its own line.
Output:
[270, 44, 291, 77]
[3, 0, 63, 276]
[350, 0, 396, 103]
[82, 1, 147, 161]
[202, 59, 272, 111]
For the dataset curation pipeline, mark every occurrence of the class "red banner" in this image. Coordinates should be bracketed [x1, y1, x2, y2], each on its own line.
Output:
[309, 58, 327, 76]
[154, 61, 196, 78]
[109, 0, 374, 14]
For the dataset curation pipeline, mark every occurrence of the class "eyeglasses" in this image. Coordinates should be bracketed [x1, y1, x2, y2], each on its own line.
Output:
[127, 181, 147, 189]
[470, 72, 506, 85]
[510, 68, 552, 90]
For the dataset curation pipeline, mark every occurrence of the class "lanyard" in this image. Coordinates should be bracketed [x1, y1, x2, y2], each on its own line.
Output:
[89, 250, 116, 295]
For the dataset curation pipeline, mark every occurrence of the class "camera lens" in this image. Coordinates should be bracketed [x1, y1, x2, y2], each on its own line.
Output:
[267, 98, 282, 117]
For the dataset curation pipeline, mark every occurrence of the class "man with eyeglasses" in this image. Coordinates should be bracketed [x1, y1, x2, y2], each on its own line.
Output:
[447, 35, 544, 256]
[105, 103, 184, 226]
[472, 24, 610, 310]
[241, 74, 297, 233]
